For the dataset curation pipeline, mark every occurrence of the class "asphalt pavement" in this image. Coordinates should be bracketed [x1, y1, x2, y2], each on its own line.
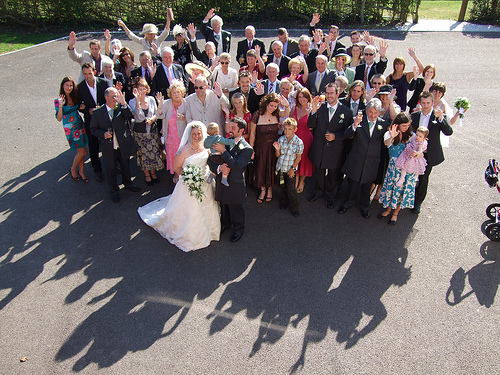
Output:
[0, 21, 499, 374]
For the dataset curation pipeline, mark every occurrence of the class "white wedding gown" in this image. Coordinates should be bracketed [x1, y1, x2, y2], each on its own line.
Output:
[138, 151, 220, 252]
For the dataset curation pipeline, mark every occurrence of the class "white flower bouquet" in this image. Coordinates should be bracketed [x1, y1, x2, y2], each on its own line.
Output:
[454, 97, 471, 126]
[181, 164, 205, 203]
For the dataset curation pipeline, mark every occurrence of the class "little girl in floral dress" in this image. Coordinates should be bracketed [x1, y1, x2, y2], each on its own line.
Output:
[395, 127, 429, 186]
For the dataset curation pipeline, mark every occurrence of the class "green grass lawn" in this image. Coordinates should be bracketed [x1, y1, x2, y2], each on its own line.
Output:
[0, 32, 62, 54]
[417, 0, 471, 20]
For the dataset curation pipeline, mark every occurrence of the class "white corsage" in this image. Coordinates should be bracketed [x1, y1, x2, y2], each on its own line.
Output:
[377, 125, 383, 130]
[238, 143, 244, 150]
[339, 113, 345, 119]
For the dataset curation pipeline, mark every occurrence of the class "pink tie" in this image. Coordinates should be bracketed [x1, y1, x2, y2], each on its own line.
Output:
[166, 67, 173, 84]
[270, 82, 274, 93]
[248, 41, 251, 49]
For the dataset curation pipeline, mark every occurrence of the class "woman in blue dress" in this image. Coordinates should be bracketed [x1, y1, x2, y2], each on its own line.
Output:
[378, 112, 422, 225]
[55, 77, 89, 182]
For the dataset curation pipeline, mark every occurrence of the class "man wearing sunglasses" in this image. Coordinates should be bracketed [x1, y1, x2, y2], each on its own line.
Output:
[354, 42, 388, 92]
[185, 75, 229, 126]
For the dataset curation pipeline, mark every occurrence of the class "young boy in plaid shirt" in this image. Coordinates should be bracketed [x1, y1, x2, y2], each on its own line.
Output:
[273, 118, 304, 217]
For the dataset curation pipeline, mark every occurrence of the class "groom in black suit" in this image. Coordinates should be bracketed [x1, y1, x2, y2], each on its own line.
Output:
[90, 87, 140, 203]
[307, 83, 353, 208]
[210, 117, 253, 242]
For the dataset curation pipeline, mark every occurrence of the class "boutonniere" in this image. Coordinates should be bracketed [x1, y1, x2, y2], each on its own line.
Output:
[377, 125, 383, 130]
[431, 120, 437, 124]
[339, 113, 345, 119]
[238, 143, 244, 150]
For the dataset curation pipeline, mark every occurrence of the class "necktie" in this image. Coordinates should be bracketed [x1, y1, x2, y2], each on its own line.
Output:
[269, 82, 274, 93]
[329, 106, 334, 119]
[145, 68, 150, 81]
[368, 121, 375, 134]
[248, 40, 252, 49]
[108, 108, 114, 120]
[166, 67, 173, 84]
[351, 102, 358, 114]
[215, 34, 220, 42]
[316, 72, 323, 92]
[209, 58, 212, 67]
[363, 66, 369, 86]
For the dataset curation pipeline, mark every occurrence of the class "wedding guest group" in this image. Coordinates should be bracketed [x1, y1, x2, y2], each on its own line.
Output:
[57, 9, 460, 252]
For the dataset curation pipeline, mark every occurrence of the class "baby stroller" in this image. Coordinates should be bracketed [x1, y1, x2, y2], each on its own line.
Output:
[484, 159, 500, 241]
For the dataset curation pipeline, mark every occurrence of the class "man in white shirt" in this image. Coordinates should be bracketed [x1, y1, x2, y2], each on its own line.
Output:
[200, 8, 231, 54]
[354, 43, 388, 91]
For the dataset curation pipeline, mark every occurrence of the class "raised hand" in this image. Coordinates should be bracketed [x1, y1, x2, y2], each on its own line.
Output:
[132, 87, 140, 100]
[213, 56, 220, 67]
[205, 8, 216, 21]
[389, 123, 399, 138]
[57, 94, 66, 106]
[213, 82, 223, 97]
[408, 47, 416, 58]
[254, 44, 261, 55]
[378, 40, 388, 58]
[187, 23, 197, 40]
[147, 58, 156, 77]
[413, 65, 420, 77]
[313, 29, 322, 44]
[222, 106, 230, 118]
[104, 29, 111, 40]
[279, 94, 290, 107]
[151, 42, 159, 57]
[254, 81, 264, 96]
[116, 90, 126, 105]
[155, 92, 164, 104]
[117, 19, 125, 28]
[167, 7, 174, 21]
[289, 72, 298, 83]
[114, 81, 123, 92]
[68, 31, 77, 48]
[311, 13, 320, 26]
[318, 42, 327, 55]
[434, 108, 444, 121]
[388, 88, 396, 102]
[251, 70, 259, 85]
[365, 88, 377, 101]
[362, 31, 371, 44]
[311, 96, 322, 112]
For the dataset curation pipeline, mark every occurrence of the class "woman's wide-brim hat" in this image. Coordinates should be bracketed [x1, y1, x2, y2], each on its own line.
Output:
[141, 23, 159, 35]
[332, 48, 351, 65]
[185, 61, 211, 78]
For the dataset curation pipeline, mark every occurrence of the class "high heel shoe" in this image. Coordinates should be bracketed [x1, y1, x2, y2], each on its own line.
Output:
[69, 168, 79, 182]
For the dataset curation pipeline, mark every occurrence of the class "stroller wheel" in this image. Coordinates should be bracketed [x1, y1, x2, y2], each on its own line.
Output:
[486, 203, 500, 220]
[486, 223, 500, 242]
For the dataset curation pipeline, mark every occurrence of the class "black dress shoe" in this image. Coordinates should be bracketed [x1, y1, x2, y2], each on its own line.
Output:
[124, 184, 140, 192]
[110, 192, 120, 203]
[412, 205, 421, 214]
[220, 226, 231, 234]
[95, 171, 104, 182]
[279, 203, 288, 210]
[231, 232, 243, 242]
[326, 199, 335, 209]
[337, 206, 348, 214]
[291, 210, 299, 217]
[308, 194, 320, 202]
[361, 210, 371, 219]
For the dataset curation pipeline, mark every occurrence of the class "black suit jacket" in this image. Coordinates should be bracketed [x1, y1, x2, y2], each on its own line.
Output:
[268, 38, 299, 57]
[407, 77, 427, 112]
[342, 117, 389, 183]
[89, 103, 136, 169]
[290, 49, 319, 73]
[339, 98, 366, 115]
[130, 66, 154, 88]
[99, 71, 126, 88]
[264, 53, 291, 79]
[307, 102, 353, 169]
[354, 60, 388, 83]
[77, 77, 111, 126]
[151, 63, 186, 98]
[307, 69, 336, 96]
[411, 111, 452, 167]
[191, 41, 215, 67]
[208, 138, 253, 205]
[200, 21, 231, 53]
[236, 38, 266, 67]
[229, 87, 260, 114]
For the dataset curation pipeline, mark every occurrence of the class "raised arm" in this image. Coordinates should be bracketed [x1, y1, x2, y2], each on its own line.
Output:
[117, 19, 142, 45]
[407, 47, 424, 82]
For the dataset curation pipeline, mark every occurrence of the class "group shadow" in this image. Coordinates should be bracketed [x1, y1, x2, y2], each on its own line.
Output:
[1, 151, 419, 372]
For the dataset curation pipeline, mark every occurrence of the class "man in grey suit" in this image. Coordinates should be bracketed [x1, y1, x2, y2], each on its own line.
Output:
[90, 87, 140, 203]
[210, 117, 253, 242]
[338, 98, 389, 218]
[307, 83, 353, 208]
[307, 55, 336, 96]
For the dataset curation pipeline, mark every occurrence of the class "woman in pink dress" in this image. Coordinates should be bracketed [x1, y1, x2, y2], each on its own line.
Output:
[156, 79, 187, 182]
[291, 87, 314, 193]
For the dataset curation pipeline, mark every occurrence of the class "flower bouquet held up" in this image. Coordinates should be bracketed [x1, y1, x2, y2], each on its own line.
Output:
[454, 97, 471, 127]
[181, 164, 205, 203]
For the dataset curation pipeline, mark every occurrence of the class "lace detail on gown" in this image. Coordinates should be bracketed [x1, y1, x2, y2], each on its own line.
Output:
[137, 151, 220, 252]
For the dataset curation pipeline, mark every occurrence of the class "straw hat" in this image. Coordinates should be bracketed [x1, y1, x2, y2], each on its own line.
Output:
[185, 61, 211, 78]
[141, 23, 159, 35]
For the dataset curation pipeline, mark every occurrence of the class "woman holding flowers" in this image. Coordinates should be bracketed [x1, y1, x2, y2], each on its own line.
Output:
[138, 121, 220, 252]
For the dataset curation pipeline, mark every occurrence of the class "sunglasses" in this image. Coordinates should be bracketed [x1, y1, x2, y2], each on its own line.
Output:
[364, 53, 375, 56]
[194, 86, 206, 90]
[220, 62, 229, 65]
[122, 53, 130, 57]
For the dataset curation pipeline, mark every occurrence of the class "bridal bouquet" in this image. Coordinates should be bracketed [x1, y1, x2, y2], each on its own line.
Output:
[182, 164, 205, 203]
[454, 97, 471, 126]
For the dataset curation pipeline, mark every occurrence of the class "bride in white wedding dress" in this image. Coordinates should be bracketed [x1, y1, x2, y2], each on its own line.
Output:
[138, 121, 220, 252]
